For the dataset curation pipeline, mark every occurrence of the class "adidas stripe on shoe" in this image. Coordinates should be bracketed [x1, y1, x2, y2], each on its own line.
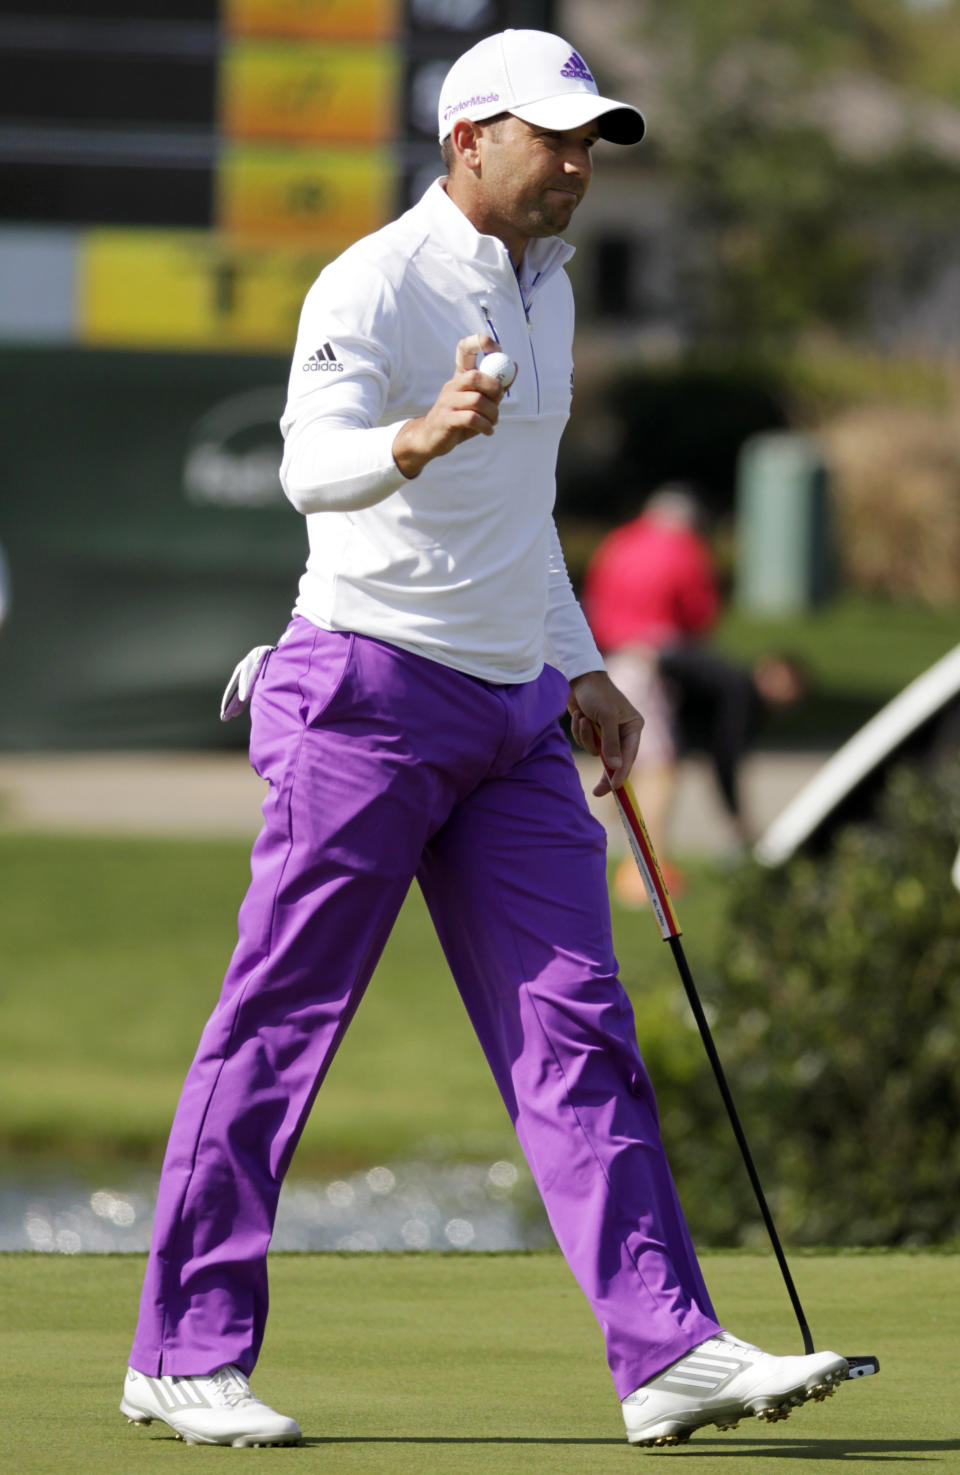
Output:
[622, 1331, 848, 1447]
[120, 1364, 302, 1447]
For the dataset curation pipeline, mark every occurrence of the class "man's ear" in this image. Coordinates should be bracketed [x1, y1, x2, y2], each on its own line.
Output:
[449, 118, 483, 174]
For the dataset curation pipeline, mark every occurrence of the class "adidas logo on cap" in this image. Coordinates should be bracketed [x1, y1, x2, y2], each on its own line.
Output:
[560, 51, 593, 83]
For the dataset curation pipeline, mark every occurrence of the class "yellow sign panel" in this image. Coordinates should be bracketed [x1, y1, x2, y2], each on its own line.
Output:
[79, 230, 334, 352]
[217, 144, 394, 245]
[223, 0, 399, 41]
[220, 41, 399, 144]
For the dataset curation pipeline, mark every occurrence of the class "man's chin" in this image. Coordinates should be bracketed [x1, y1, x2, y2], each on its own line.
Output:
[527, 201, 579, 237]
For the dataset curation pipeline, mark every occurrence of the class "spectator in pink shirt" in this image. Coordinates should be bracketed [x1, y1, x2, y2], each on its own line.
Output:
[583, 485, 720, 901]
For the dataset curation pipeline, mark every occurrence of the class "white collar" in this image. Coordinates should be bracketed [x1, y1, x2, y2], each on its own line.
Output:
[414, 177, 575, 292]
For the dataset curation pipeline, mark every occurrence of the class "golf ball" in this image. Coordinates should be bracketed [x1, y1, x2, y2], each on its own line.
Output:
[477, 351, 517, 389]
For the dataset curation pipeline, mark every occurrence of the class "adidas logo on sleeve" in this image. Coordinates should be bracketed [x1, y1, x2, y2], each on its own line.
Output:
[303, 343, 344, 372]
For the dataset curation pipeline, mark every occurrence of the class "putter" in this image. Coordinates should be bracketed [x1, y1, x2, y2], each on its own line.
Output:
[602, 761, 879, 1381]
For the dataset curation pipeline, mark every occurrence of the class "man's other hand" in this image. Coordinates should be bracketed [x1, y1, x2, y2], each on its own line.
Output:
[568, 670, 644, 796]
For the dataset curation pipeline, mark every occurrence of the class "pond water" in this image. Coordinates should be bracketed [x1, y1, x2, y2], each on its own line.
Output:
[0, 1158, 554, 1254]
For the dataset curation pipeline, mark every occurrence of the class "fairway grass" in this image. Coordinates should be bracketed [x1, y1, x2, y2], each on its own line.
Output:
[2, 1250, 957, 1475]
[0, 834, 713, 1172]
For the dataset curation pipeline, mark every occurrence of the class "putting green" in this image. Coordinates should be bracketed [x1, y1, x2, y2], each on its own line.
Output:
[2, 1249, 957, 1473]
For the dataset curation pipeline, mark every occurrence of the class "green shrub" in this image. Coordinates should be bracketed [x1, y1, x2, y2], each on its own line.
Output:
[660, 762, 960, 1246]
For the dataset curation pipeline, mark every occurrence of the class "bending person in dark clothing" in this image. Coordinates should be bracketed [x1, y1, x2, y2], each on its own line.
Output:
[660, 646, 809, 844]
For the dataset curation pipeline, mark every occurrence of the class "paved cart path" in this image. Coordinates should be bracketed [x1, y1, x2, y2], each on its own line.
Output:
[0, 749, 824, 853]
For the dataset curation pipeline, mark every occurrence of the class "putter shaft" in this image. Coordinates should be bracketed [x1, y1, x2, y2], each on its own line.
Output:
[601, 762, 879, 1380]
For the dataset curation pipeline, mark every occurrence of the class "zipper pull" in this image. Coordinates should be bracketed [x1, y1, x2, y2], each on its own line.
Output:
[479, 302, 500, 344]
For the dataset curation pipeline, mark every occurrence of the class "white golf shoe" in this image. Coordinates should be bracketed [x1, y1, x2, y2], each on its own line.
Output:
[622, 1331, 848, 1447]
[120, 1364, 302, 1446]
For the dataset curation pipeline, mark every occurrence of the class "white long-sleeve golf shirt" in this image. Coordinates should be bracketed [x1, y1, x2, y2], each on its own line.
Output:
[279, 178, 603, 685]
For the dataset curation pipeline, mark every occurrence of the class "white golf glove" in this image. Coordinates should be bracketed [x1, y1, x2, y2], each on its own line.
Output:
[220, 644, 275, 722]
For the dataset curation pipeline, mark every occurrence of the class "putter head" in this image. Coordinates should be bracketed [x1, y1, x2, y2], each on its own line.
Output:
[844, 1355, 880, 1378]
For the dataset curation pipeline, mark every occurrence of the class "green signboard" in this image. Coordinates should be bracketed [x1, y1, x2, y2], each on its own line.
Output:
[0, 347, 307, 749]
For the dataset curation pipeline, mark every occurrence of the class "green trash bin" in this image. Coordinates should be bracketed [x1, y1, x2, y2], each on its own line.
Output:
[735, 431, 833, 613]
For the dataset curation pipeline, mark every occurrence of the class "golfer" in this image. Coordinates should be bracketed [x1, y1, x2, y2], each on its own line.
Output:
[120, 28, 847, 1448]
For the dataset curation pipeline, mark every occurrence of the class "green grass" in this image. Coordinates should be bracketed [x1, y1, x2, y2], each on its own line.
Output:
[715, 594, 960, 696]
[0, 833, 719, 1174]
[2, 1249, 957, 1474]
[713, 594, 960, 744]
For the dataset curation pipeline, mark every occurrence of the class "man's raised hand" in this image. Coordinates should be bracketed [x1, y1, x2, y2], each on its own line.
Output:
[392, 333, 505, 479]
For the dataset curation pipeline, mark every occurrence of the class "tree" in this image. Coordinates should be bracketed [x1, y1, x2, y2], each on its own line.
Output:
[627, 0, 960, 351]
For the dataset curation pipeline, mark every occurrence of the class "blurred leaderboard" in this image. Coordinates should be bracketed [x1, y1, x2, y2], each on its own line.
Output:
[0, 0, 554, 353]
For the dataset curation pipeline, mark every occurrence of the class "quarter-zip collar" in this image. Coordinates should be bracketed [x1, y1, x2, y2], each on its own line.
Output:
[415, 177, 575, 306]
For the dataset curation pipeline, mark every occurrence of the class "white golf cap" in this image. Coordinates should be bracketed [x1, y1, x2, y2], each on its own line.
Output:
[437, 29, 645, 146]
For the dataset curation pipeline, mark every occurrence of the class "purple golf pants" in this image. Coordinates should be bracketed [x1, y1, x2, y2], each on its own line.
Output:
[130, 619, 720, 1399]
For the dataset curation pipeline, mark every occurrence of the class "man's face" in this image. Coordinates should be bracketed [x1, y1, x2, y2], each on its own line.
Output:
[471, 115, 599, 254]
